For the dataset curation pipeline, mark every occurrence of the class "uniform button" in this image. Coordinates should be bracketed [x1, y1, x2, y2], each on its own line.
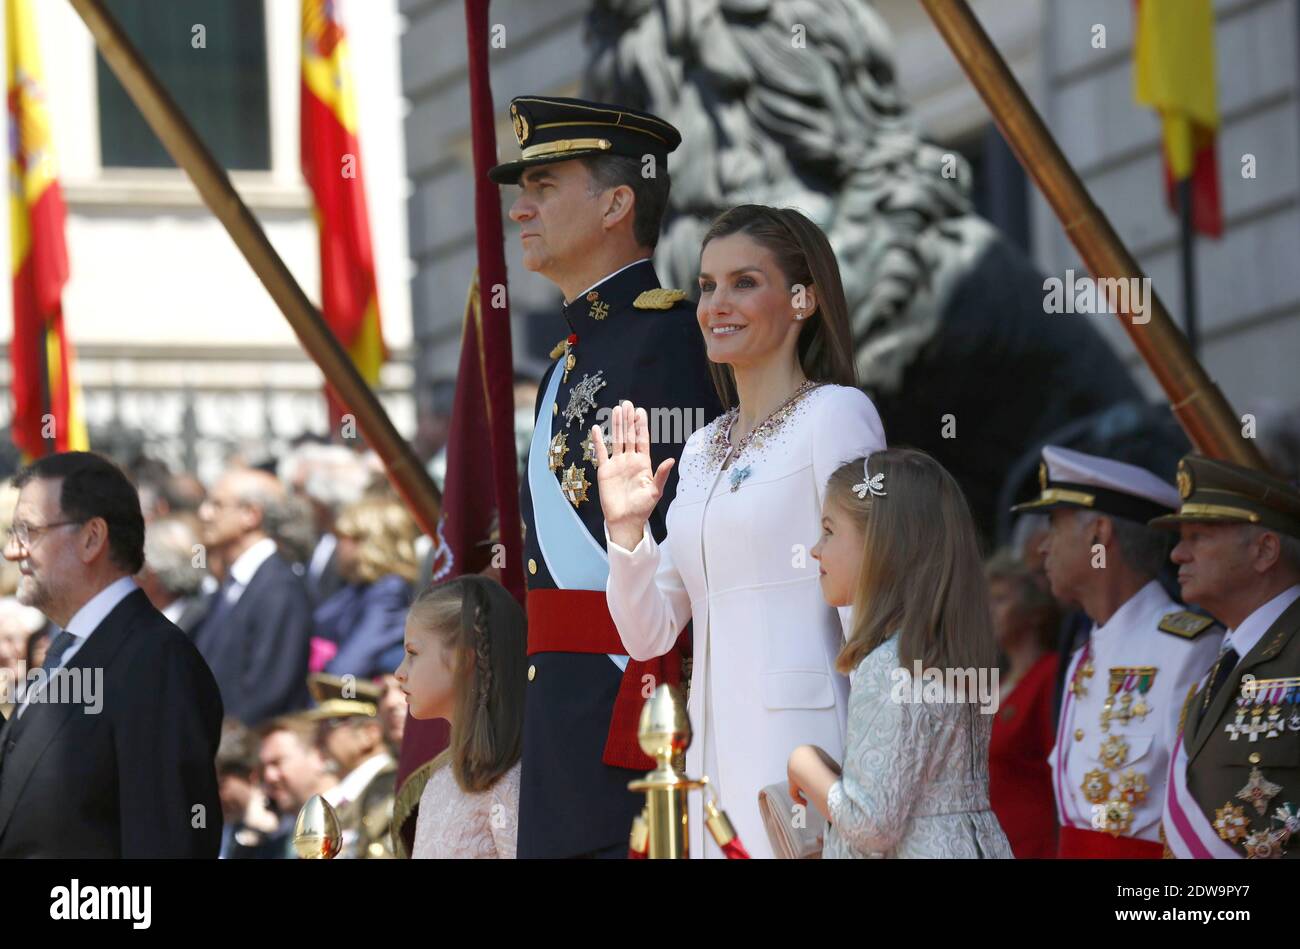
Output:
[528, 558, 537, 575]
[1249, 752, 1261, 765]
[527, 664, 536, 682]
[1074, 729, 1084, 742]
[552, 402, 558, 415]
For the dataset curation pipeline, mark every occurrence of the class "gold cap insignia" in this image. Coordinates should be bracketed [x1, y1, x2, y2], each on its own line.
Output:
[1038, 461, 1048, 493]
[1177, 462, 1192, 500]
[633, 288, 687, 310]
[511, 103, 530, 147]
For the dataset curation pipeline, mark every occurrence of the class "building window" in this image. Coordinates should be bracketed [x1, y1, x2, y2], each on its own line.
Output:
[96, 0, 270, 171]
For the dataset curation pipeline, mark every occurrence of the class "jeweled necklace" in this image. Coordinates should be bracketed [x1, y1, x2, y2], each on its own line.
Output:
[717, 378, 822, 472]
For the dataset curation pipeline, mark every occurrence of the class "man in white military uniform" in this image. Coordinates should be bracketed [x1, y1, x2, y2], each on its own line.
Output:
[1013, 446, 1222, 857]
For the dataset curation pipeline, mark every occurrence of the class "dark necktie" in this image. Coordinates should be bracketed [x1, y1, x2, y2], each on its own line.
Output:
[1201, 644, 1240, 715]
[0, 629, 78, 776]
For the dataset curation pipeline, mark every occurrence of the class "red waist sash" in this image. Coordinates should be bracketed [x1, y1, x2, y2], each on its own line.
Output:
[1058, 825, 1163, 859]
[526, 588, 685, 772]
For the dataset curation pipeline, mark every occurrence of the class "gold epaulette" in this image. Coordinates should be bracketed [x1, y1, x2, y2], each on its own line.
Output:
[1158, 610, 1216, 639]
[633, 288, 687, 310]
[549, 338, 568, 359]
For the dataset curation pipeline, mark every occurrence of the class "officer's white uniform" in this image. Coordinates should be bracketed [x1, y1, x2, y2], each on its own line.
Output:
[1015, 446, 1222, 853]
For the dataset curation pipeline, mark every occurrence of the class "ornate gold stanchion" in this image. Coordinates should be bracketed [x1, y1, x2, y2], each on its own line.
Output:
[627, 685, 705, 859]
[628, 684, 750, 859]
[293, 794, 343, 859]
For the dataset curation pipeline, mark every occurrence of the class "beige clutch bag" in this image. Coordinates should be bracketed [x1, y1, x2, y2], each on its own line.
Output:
[757, 783, 826, 859]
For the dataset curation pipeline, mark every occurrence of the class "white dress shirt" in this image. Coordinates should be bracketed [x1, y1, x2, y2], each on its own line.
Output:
[219, 537, 278, 609]
[15, 574, 138, 718]
[308, 533, 337, 586]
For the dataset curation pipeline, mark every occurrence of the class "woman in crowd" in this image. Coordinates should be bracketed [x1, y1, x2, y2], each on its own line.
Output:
[398, 575, 526, 859]
[598, 205, 887, 858]
[787, 449, 1012, 858]
[311, 493, 421, 680]
[985, 549, 1060, 858]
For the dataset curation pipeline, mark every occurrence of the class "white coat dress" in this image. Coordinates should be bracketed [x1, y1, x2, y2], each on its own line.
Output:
[604, 382, 887, 857]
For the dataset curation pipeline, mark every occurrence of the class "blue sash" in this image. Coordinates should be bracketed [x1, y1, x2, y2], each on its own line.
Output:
[527, 358, 611, 592]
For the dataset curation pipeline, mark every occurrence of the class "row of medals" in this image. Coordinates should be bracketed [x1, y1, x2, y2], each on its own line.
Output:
[1212, 676, 1300, 858]
[1074, 659, 1155, 838]
[549, 327, 611, 509]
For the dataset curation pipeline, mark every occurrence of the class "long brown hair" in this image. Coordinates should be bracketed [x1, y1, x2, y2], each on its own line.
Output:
[405, 576, 526, 793]
[699, 205, 858, 408]
[826, 448, 996, 685]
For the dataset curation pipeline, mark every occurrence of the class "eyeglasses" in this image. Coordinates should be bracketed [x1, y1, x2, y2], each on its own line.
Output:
[5, 520, 84, 549]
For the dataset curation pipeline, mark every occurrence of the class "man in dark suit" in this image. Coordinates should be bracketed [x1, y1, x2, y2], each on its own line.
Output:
[0, 451, 223, 858]
[137, 513, 212, 635]
[489, 96, 721, 857]
[193, 467, 312, 725]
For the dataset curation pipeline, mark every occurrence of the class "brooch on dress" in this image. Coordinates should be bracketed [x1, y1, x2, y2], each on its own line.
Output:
[728, 464, 753, 493]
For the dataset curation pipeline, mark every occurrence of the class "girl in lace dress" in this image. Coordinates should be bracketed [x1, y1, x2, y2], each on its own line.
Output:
[787, 449, 1013, 858]
[397, 576, 526, 859]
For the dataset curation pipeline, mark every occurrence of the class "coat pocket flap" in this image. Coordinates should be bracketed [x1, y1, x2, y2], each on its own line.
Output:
[1088, 731, 1155, 766]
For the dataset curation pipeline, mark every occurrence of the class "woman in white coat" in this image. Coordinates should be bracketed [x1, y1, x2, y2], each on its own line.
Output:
[595, 205, 887, 857]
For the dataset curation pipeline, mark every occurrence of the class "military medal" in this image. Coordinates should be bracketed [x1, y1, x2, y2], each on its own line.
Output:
[1116, 768, 1149, 805]
[1236, 766, 1282, 816]
[1082, 769, 1112, 804]
[1242, 828, 1287, 859]
[1101, 670, 1120, 732]
[1099, 800, 1134, 838]
[580, 428, 610, 465]
[1224, 705, 1249, 741]
[548, 431, 568, 473]
[1099, 733, 1129, 770]
[1213, 802, 1249, 844]
[1104, 668, 1155, 730]
[1247, 704, 1267, 742]
[1069, 645, 1094, 698]
[1130, 668, 1154, 720]
[563, 370, 607, 429]
[1274, 802, 1300, 841]
[560, 463, 591, 508]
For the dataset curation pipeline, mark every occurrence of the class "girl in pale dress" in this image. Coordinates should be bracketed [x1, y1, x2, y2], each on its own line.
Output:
[597, 206, 887, 858]
[396, 576, 526, 859]
[788, 449, 1013, 858]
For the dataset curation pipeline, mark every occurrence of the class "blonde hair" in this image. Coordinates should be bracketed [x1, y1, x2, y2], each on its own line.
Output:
[335, 494, 421, 584]
[405, 576, 526, 794]
[826, 448, 996, 684]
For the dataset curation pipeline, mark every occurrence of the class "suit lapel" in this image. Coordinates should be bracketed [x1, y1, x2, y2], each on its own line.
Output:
[1187, 594, 1300, 764]
[0, 590, 147, 841]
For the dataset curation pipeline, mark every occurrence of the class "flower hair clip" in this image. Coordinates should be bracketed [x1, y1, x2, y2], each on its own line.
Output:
[852, 462, 885, 500]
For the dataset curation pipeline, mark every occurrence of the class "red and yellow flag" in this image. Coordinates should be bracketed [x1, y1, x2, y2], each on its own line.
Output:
[1134, 0, 1223, 237]
[7, 0, 87, 457]
[301, 0, 385, 420]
